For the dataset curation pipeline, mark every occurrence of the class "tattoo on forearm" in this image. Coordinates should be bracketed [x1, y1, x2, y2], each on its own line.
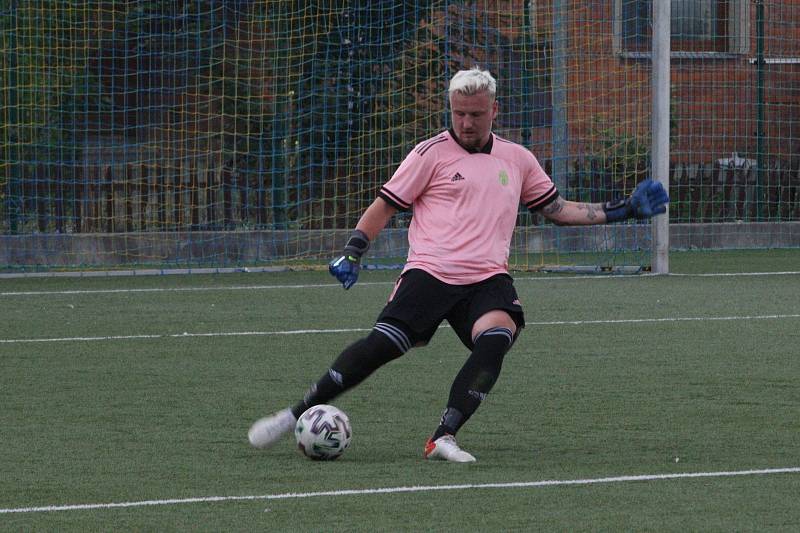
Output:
[542, 197, 564, 216]
[577, 202, 602, 221]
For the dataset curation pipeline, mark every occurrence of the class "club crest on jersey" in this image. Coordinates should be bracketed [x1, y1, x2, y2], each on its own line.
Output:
[450, 172, 465, 182]
[498, 170, 509, 186]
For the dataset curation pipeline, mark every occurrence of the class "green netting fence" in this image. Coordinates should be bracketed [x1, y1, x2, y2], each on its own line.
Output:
[1, 1, 797, 272]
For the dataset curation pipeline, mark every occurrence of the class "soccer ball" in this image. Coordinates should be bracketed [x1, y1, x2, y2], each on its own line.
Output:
[294, 404, 352, 460]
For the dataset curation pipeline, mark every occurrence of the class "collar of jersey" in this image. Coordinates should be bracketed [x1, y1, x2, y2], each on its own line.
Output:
[448, 128, 494, 154]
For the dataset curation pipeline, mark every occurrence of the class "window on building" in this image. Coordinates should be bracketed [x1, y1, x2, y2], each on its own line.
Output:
[616, 0, 749, 55]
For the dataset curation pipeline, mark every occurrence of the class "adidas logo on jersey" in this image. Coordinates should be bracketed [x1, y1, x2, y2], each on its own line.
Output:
[450, 172, 465, 182]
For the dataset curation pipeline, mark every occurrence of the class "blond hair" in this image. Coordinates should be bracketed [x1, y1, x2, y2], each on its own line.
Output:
[448, 67, 497, 98]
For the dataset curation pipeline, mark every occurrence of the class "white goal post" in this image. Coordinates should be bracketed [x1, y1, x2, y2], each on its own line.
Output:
[652, 0, 671, 274]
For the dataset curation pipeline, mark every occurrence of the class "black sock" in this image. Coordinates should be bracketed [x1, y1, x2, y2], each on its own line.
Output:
[432, 327, 513, 440]
[291, 369, 344, 419]
[291, 322, 410, 419]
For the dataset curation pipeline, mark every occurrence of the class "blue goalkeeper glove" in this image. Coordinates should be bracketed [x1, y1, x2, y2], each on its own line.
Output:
[329, 229, 370, 290]
[603, 179, 669, 223]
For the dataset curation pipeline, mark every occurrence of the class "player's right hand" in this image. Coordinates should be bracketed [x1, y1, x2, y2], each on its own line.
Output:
[329, 255, 360, 290]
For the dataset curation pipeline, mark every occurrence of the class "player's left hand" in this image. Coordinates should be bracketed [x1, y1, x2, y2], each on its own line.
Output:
[629, 179, 669, 218]
[329, 254, 360, 290]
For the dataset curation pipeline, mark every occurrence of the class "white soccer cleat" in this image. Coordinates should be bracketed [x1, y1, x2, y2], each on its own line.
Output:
[248, 408, 297, 449]
[424, 434, 476, 463]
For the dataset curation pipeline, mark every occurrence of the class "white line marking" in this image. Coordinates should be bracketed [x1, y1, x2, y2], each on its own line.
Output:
[2, 467, 798, 514]
[0, 328, 370, 344]
[1, 271, 797, 297]
[529, 314, 800, 326]
[1, 314, 798, 344]
[0, 283, 346, 296]
[665, 271, 800, 277]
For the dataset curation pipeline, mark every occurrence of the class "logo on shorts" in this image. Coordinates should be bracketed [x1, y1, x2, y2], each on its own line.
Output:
[451, 172, 465, 182]
[512, 298, 521, 305]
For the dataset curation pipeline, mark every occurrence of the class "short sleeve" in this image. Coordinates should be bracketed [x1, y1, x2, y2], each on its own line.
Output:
[520, 151, 559, 211]
[379, 144, 438, 211]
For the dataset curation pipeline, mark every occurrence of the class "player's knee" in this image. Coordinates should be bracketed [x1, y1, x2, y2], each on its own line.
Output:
[472, 326, 515, 355]
[471, 310, 517, 341]
[460, 326, 515, 393]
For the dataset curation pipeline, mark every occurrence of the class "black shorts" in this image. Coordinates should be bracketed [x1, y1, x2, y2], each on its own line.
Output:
[376, 268, 525, 350]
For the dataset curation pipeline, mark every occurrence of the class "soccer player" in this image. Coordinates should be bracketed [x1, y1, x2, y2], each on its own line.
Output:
[248, 66, 669, 462]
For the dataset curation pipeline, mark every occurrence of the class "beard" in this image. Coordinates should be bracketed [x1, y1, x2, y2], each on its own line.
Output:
[455, 129, 487, 150]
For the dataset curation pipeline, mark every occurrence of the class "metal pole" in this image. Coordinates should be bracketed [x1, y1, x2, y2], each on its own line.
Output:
[651, 0, 670, 274]
[270, 4, 288, 229]
[755, 0, 765, 220]
[521, 1, 533, 148]
[5, 4, 20, 234]
[551, 0, 568, 192]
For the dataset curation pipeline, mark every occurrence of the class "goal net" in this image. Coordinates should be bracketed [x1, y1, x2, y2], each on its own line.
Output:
[2, 1, 797, 273]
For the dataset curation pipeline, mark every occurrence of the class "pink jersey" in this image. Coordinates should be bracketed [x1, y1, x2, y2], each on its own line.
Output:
[379, 130, 558, 285]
